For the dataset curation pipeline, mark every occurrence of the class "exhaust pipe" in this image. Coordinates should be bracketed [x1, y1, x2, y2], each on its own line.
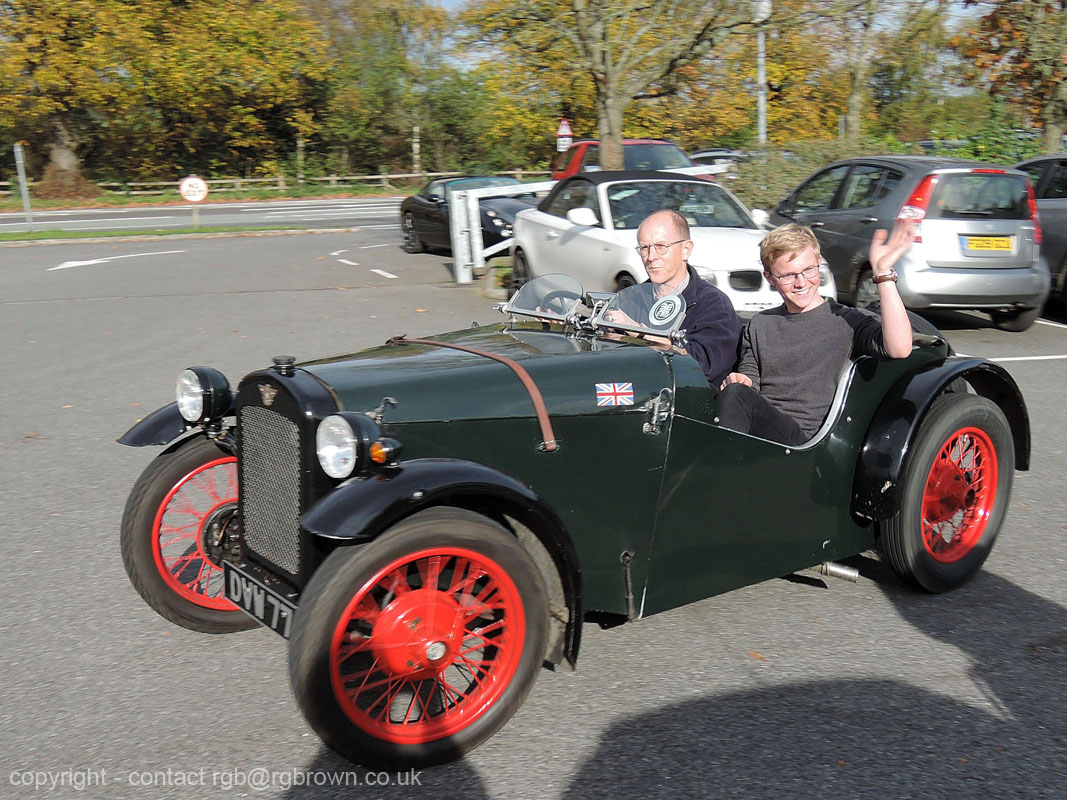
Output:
[811, 561, 859, 583]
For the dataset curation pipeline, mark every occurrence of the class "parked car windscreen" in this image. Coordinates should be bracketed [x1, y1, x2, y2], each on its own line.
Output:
[622, 144, 693, 170]
[607, 181, 757, 230]
[444, 176, 522, 201]
[928, 173, 1030, 220]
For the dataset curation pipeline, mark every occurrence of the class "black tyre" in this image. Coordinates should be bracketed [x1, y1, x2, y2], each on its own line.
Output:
[615, 272, 637, 291]
[509, 249, 532, 297]
[880, 394, 1014, 593]
[120, 436, 256, 632]
[289, 507, 548, 768]
[853, 268, 878, 309]
[990, 306, 1041, 332]
[401, 213, 425, 254]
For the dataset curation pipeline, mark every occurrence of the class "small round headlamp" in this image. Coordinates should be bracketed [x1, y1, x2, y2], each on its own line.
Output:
[176, 367, 232, 424]
[316, 415, 358, 479]
[316, 412, 384, 479]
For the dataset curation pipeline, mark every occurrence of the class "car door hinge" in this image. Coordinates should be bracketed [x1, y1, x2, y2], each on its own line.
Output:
[641, 387, 672, 435]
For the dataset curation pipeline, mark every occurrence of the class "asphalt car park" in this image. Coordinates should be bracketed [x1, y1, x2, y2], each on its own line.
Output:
[3, 230, 1066, 798]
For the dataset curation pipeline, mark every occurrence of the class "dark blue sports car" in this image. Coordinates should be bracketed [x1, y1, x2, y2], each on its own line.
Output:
[401, 175, 539, 254]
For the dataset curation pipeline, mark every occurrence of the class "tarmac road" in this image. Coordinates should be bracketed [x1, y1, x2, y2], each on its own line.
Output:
[0, 196, 403, 234]
[2, 229, 1066, 799]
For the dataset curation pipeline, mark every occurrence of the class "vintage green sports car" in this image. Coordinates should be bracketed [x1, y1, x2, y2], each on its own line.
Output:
[119, 274, 1029, 769]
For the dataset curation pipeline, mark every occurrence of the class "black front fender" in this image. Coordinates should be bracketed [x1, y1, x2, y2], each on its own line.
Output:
[852, 358, 1030, 521]
[117, 402, 190, 446]
[301, 458, 583, 667]
[302, 458, 555, 543]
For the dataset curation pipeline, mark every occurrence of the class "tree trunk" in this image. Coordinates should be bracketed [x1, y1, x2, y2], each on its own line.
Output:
[1044, 83, 1067, 154]
[36, 117, 98, 199]
[49, 118, 80, 174]
[597, 88, 626, 170]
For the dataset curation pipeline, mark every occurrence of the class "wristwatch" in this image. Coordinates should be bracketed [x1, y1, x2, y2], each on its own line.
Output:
[872, 269, 898, 284]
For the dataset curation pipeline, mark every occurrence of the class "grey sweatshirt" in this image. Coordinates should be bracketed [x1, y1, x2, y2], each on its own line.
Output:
[736, 300, 889, 436]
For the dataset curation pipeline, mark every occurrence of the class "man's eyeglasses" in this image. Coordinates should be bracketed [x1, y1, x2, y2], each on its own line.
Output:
[635, 239, 686, 258]
[770, 265, 820, 286]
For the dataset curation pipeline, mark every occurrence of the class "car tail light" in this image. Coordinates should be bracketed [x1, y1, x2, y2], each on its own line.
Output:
[897, 174, 939, 242]
[1026, 180, 1043, 244]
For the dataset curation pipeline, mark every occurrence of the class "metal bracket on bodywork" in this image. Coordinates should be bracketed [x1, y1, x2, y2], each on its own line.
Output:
[641, 388, 673, 435]
[621, 550, 637, 621]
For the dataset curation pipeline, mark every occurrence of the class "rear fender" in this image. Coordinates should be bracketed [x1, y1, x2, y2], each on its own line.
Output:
[301, 458, 582, 667]
[852, 358, 1030, 521]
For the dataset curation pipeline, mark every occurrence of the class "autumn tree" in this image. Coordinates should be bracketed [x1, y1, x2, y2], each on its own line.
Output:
[305, 0, 448, 173]
[462, 0, 774, 169]
[957, 0, 1067, 152]
[0, 0, 328, 190]
[0, 0, 155, 193]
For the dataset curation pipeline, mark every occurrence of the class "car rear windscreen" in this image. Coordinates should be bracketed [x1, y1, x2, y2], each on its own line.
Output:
[928, 173, 1030, 220]
[622, 144, 693, 170]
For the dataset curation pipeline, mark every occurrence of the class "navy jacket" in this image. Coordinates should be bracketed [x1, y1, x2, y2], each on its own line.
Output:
[677, 265, 742, 388]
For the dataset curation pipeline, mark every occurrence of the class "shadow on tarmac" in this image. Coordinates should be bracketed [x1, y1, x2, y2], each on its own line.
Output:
[558, 564, 1066, 799]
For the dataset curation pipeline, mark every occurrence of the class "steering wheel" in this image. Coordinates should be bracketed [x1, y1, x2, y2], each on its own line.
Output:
[538, 290, 583, 316]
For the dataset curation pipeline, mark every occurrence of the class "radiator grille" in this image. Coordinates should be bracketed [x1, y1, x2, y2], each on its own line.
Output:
[240, 405, 302, 574]
[728, 270, 764, 292]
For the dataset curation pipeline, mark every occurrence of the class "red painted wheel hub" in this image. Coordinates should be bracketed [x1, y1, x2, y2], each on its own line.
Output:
[371, 589, 463, 677]
[921, 427, 997, 564]
[330, 547, 526, 743]
[152, 457, 238, 610]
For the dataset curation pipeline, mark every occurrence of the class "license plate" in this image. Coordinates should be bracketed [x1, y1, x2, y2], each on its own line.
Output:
[963, 236, 1012, 251]
[223, 562, 297, 638]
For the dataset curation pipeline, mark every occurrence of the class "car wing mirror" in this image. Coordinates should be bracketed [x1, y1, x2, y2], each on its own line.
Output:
[751, 208, 770, 228]
[429, 194, 443, 203]
[566, 207, 600, 227]
[776, 200, 793, 218]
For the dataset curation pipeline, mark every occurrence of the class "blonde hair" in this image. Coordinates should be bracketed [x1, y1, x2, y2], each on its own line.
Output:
[759, 223, 821, 271]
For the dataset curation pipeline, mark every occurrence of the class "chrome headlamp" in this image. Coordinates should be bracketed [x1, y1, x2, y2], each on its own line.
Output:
[176, 367, 232, 424]
[316, 412, 391, 479]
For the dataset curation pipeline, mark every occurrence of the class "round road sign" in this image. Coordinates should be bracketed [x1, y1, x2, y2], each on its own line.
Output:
[178, 175, 209, 203]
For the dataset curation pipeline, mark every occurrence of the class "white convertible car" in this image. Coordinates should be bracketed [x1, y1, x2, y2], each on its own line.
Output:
[511, 170, 836, 313]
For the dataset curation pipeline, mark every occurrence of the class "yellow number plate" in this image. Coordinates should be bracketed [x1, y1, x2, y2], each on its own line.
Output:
[964, 236, 1012, 251]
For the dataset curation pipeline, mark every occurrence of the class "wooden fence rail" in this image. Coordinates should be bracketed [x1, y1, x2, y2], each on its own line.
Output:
[0, 170, 552, 197]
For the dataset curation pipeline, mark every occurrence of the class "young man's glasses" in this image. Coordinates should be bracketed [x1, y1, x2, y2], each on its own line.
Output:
[635, 239, 686, 258]
[770, 265, 820, 286]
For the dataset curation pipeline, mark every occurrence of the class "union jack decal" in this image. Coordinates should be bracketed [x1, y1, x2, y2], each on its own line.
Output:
[595, 382, 634, 407]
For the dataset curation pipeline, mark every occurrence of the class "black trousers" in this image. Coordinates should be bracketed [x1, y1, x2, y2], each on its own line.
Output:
[716, 383, 807, 446]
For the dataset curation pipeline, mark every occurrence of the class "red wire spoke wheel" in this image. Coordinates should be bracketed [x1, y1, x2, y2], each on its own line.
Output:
[920, 427, 998, 564]
[881, 394, 1014, 593]
[151, 456, 237, 609]
[330, 547, 525, 742]
[121, 437, 257, 633]
[290, 508, 548, 769]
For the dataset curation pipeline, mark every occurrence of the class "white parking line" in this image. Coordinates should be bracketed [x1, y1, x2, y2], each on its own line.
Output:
[337, 259, 359, 266]
[1036, 318, 1067, 330]
[359, 244, 391, 249]
[49, 250, 185, 271]
[0, 216, 176, 228]
[330, 249, 348, 256]
[370, 269, 398, 279]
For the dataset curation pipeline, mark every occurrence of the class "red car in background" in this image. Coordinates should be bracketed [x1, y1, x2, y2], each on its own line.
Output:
[552, 138, 712, 180]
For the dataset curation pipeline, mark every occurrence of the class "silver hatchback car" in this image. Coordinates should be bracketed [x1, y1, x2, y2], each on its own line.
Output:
[771, 156, 1049, 331]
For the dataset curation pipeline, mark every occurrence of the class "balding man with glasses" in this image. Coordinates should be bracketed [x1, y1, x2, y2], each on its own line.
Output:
[717, 222, 915, 445]
[629, 209, 742, 389]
